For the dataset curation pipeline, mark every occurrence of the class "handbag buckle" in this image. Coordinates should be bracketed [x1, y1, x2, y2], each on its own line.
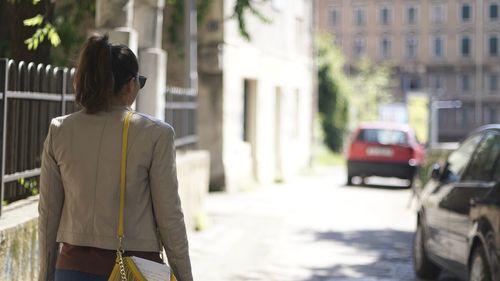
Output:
[117, 235, 125, 254]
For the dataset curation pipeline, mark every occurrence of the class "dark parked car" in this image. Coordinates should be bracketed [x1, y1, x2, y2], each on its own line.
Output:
[346, 122, 424, 187]
[414, 125, 500, 281]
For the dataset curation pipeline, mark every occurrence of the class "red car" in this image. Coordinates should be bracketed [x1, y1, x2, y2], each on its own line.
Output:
[346, 122, 425, 187]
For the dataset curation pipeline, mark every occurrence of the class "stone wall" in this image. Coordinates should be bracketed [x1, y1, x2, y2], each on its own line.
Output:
[0, 219, 38, 281]
[0, 198, 39, 281]
[0, 150, 209, 280]
[176, 150, 211, 230]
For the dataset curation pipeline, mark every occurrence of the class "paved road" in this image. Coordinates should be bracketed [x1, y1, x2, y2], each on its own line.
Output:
[187, 166, 459, 281]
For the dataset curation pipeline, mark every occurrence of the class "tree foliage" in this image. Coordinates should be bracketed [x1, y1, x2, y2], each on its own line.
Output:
[22, 1, 60, 50]
[316, 35, 350, 152]
[349, 60, 393, 127]
[165, 0, 213, 51]
[316, 34, 394, 152]
[23, 15, 60, 50]
[49, 0, 95, 65]
[4, 0, 269, 64]
[1, 0, 94, 65]
[231, 0, 271, 40]
[166, 0, 270, 48]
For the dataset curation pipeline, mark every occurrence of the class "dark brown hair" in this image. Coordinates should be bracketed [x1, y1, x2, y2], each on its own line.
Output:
[74, 34, 139, 113]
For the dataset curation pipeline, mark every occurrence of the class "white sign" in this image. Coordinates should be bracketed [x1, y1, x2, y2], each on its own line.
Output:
[379, 103, 408, 124]
[272, 0, 287, 11]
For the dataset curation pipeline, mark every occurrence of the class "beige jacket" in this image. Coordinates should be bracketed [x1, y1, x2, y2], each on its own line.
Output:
[38, 106, 193, 281]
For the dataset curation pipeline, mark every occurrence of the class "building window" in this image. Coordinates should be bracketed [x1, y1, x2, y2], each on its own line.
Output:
[433, 36, 445, 58]
[490, 74, 499, 92]
[458, 106, 475, 126]
[354, 36, 366, 57]
[439, 110, 447, 127]
[460, 74, 472, 92]
[404, 76, 421, 91]
[380, 6, 391, 25]
[462, 107, 469, 125]
[461, 36, 472, 57]
[490, 36, 498, 56]
[329, 8, 339, 27]
[407, 5, 418, 24]
[354, 7, 366, 26]
[380, 37, 391, 59]
[461, 3, 472, 22]
[431, 4, 445, 24]
[431, 75, 445, 95]
[488, 108, 498, 123]
[454, 108, 462, 126]
[406, 36, 418, 59]
[490, 3, 499, 20]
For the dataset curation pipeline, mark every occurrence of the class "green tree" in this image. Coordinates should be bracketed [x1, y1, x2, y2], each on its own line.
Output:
[316, 35, 394, 151]
[316, 34, 350, 152]
[1, 0, 267, 65]
[231, 0, 271, 40]
[349, 60, 393, 127]
[0, 0, 55, 63]
[49, 0, 95, 66]
[0, 0, 94, 65]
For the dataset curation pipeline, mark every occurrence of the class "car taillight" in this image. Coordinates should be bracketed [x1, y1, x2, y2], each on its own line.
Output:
[408, 147, 417, 166]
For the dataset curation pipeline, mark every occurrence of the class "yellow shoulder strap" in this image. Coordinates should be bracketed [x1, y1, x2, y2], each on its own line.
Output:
[118, 111, 133, 238]
[116, 111, 177, 281]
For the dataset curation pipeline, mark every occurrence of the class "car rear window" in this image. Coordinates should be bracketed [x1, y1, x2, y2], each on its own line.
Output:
[356, 129, 408, 145]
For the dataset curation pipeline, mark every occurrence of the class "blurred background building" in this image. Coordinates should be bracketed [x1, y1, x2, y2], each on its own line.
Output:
[318, 0, 500, 142]
[164, 0, 315, 191]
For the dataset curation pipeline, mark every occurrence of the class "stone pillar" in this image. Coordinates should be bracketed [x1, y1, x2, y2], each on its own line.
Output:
[137, 49, 167, 119]
[134, 0, 167, 120]
[95, 0, 138, 54]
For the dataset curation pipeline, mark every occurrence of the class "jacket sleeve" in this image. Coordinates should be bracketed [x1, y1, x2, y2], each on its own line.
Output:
[149, 125, 193, 281]
[38, 120, 64, 281]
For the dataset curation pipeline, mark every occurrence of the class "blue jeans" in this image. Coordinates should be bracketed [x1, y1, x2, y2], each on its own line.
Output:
[55, 269, 108, 281]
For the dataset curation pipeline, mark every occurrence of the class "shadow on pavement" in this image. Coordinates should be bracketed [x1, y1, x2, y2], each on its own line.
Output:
[303, 229, 459, 281]
[344, 176, 412, 190]
[344, 183, 411, 191]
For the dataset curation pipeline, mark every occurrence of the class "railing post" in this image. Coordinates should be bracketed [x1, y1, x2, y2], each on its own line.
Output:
[0, 59, 9, 217]
[61, 68, 67, 115]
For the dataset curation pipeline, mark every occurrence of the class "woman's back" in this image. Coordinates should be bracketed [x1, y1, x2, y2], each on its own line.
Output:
[38, 34, 192, 281]
[48, 106, 173, 251]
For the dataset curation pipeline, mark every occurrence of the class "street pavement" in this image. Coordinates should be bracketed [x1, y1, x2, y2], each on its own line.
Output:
[187, 166, 459, 281]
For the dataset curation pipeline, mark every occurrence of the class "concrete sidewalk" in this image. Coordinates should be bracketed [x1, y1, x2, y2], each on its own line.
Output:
[186, 166, 455, 281]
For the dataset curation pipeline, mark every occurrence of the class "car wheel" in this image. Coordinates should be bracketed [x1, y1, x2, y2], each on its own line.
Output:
[469, 246, 492, 281]
[407, 173, 418, 188]
[413, 223, 441, 279]
[407, 168, 418, 188]
[360, 176, 367, 186]
[407, 177, 414, 188]
[346, 175, 353, 186]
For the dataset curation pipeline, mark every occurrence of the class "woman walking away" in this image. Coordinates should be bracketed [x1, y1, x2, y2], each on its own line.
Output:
[38, 34, 193, 281]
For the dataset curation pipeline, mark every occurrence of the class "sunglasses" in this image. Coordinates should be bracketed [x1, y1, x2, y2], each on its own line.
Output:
[136, 75, 147, 89]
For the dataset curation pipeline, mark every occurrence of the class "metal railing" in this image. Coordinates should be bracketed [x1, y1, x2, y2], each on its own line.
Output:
[0, 59, 78, 217]
[0, 59, 200, 217]
[165, 86, 198, 149]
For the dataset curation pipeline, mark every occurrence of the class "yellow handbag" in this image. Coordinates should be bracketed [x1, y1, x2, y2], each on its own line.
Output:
[108, 111, 176, 281]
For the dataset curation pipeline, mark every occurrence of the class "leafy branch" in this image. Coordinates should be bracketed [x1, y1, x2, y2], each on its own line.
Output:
[166, 0, 270, 48]
[23, 14, 61, 50]
[231, 0, 271, 40]
[23, 0, 61, 50]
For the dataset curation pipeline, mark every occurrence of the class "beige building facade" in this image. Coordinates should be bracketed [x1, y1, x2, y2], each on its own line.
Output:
[319, 0, 500, 141]
[165, 0, 315, 190]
